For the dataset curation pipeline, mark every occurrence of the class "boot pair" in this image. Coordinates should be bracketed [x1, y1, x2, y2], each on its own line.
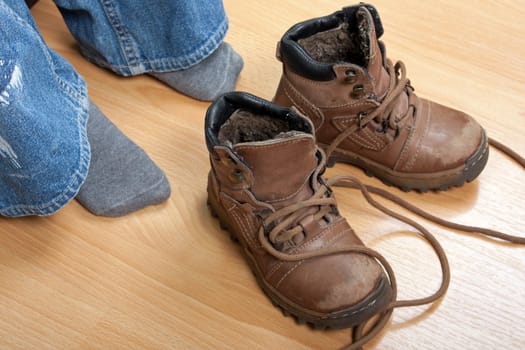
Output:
[205, 4, 523, 349]
[206, 91, 451, 348]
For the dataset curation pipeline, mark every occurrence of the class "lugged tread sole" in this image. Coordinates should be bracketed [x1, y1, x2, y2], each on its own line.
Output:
[325, 131, 490, 192]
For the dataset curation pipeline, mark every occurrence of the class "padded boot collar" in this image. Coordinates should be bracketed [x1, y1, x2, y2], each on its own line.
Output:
[278, 3, 383, 81]
[205, 92, 313, 155]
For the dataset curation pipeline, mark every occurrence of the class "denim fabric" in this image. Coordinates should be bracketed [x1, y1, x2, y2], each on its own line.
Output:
[0, 0, 90, 217]
[1, 0, 228, 216]
[54, 0, 229, 75]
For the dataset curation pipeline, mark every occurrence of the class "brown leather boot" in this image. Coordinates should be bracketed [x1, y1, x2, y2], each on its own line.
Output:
[205, 92, 393, 329]
[273, 4, 489, 191]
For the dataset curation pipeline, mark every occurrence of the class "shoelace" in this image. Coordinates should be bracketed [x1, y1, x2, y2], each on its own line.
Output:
[324, 55, 525, 244]
[489, 137, 525, 169]
[262, 184, 335, 245]
[329, 154, 524, 348]
[257, 151, 449, 350]
[325, 59, 411, 159]
[325, 58, 525, 176]
[322, 54, 525, 244]
[257, 147, 523, 349]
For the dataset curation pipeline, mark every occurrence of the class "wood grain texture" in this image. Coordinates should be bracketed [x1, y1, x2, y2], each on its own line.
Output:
[1, 1, 524, 349]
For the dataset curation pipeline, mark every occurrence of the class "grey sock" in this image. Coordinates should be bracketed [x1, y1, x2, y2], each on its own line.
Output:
[150, 42, 243, 101]
[76, 102, 170, 217]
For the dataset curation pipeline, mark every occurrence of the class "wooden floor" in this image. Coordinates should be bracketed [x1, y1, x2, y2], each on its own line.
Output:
[1, 1, 524, 349]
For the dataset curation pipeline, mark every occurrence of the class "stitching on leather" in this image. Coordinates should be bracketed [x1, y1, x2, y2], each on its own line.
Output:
[231, 210, 258, 248]
[323, 227, 353, 248]
[332, 116, 384, 150]
[220, 192, 258, 247]
[393, 101, 422, 170]
[267, 260, 284, 279]
[320, 100, 377, 110]
[283, 75, 325, 128]
[353, 131, 381, 150]
[286, 71, 378, 109]
[276, 260, 304, 289]
[363, 128, 387, 149]
[284, 87, 307, 116]
[393, 127, 412, 170]
[402, 100, 431, 172]
[333, 116, 359, 127]
[393, 128, 414, 171]
[283, 84, 309, 120]
[235, 138, 309, 151]
[237, 208, 259, 248]
[350, 131, 376, 149]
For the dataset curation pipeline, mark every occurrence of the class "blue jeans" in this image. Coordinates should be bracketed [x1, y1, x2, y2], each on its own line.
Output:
[0, 0, 228, 217]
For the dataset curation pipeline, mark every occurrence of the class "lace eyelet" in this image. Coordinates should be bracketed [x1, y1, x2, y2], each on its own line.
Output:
[351, 84, 366, 99]
[344, 69, 357, 83]
[229, 169, 244, 183]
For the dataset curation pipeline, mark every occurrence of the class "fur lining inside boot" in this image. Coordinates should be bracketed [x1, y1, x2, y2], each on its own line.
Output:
[297, 11, 371, 66]
[218, 109, 296, 146]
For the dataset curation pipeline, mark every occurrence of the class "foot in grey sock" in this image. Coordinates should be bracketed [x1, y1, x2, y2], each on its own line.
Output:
[150, 42, 243, 101]
[76, 102, 171, 217]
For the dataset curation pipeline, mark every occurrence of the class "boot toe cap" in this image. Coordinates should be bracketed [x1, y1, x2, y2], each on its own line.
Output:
[275, 253, 392, 328]
[404, 100, 485, 173]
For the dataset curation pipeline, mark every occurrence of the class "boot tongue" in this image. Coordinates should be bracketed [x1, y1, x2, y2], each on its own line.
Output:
[350, 6, 390, 97]
[233, 133, 318, 203]
[349, 6, 409, 118]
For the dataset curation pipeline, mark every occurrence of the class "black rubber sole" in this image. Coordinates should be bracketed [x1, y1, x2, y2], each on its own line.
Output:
[207, 191, 393, 330]
[325, 130, 490, 192]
